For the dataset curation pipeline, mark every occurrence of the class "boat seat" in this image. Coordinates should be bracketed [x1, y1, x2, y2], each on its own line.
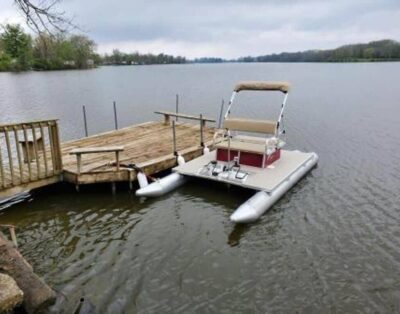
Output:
[223, 118, 277, 135]
[215, 140, 267, 154]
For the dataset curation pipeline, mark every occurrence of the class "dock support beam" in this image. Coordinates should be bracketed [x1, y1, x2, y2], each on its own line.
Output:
[0, 225, 18, 247]
[128, 170, 134, 191]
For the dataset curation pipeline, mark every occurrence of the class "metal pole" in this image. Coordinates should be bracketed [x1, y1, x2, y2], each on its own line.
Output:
[176, 94, 179, 122]
[82, 105, 88, 137]
[224, 92, 237, 119]
[9, 226, 18, 247]
[0, 225, 18, 247]
[276, 93, 289, 136]
[172, 120, 177, 155]
[113, 101, 118, 130]
[200, 114, 204, 147]
[218, 99, 225, 128]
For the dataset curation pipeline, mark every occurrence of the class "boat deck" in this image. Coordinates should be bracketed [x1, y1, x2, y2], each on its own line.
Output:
[174, 150, 315, 192]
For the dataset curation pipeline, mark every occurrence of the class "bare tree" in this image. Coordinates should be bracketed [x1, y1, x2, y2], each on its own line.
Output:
[13, 0, 76, 35]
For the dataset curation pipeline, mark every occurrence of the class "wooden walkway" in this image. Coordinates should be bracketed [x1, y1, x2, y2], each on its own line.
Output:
[0, 120, 214, 198]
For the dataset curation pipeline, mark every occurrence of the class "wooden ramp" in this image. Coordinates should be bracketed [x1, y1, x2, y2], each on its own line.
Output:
[0, 119, 215, 198]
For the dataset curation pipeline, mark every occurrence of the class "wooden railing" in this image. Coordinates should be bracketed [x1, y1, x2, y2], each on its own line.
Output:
[154, 111, 216, 126]
[0, 119, 62, 190]
[69, 146, 124, 174]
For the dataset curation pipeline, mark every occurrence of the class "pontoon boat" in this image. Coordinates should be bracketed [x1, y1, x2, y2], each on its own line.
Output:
[136, 81, 318, 223]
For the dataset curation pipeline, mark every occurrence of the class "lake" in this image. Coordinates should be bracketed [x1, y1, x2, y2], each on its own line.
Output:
[1, 63, 400, 313]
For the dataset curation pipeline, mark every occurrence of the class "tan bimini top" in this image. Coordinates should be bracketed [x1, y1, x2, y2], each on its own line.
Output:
[234, 81, 290, 93]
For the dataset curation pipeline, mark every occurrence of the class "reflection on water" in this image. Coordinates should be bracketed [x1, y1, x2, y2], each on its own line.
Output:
[227, 224, 251, 247]
[1, 63, 400, 312]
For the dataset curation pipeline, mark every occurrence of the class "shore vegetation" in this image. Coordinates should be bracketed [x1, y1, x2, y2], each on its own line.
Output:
[0, 24, 99, 72]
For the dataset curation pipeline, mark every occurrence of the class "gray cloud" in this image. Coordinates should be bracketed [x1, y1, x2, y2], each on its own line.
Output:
[1, 0, 400, 57]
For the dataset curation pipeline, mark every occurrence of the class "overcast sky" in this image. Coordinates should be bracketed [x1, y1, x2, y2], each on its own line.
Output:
[0, 0, 399, 58]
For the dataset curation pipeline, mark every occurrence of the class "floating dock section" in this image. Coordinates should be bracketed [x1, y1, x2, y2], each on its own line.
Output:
[0, 115, 215, 198]
[62, 121, 214, 187]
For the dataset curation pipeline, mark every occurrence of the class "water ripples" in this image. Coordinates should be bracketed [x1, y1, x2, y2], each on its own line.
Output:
[1, 63, 400, 312]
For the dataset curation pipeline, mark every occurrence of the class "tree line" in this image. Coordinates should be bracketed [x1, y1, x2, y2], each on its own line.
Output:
[191, 57, 225, 63]
[2, 24, 399, 72]
[103, 49, 186, 65]
[0, 23, 186, 71]
[237, 39, 400, 63]
[0, 24, 99, 71]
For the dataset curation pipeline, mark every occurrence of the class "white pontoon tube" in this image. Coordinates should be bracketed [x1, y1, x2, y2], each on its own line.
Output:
[136, 117, 191, 198]
[136, 153, 187, 197]
[230, 153, 318, 223]
[136, 172, 187, 197]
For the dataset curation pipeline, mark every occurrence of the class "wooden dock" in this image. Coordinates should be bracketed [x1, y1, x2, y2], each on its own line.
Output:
[0, 117, 215, 199]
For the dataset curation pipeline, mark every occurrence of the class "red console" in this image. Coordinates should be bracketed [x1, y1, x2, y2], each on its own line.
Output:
[216, 148, 280, 168]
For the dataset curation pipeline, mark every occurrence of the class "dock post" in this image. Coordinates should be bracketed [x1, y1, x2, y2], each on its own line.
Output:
[200, 114, 204, 147]
[1, 225, 18, 247]
[172, 120, 177, 155]
[218, 99, 225, 128]
[82, 105, 88, 137]
[129, 170, 134, 191]
[115, 151, 120, 171]
[111, 182, 116, 195]
[113, 101, 118, 130]
[176, 94, 179, 122]
[0, 142, 4, 188]
[9, 226, 18, 247]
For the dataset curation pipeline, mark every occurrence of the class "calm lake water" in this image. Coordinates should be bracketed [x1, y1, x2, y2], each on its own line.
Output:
[1, 63, 400, 313]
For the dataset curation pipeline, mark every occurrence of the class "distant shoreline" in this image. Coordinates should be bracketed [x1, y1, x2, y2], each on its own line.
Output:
[1, 60, 400, 74]
[103, 59, 400, 65]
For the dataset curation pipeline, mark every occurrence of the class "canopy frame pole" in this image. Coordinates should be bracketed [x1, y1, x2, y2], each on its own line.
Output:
[218, 99, 225, 129]
[223, 92, 237, 120]
[276, 93, 289, 137]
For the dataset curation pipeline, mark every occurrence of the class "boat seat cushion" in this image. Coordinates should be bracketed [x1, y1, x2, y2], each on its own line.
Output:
[223, 118, 277, 134]
[215, 140, 267, 154]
